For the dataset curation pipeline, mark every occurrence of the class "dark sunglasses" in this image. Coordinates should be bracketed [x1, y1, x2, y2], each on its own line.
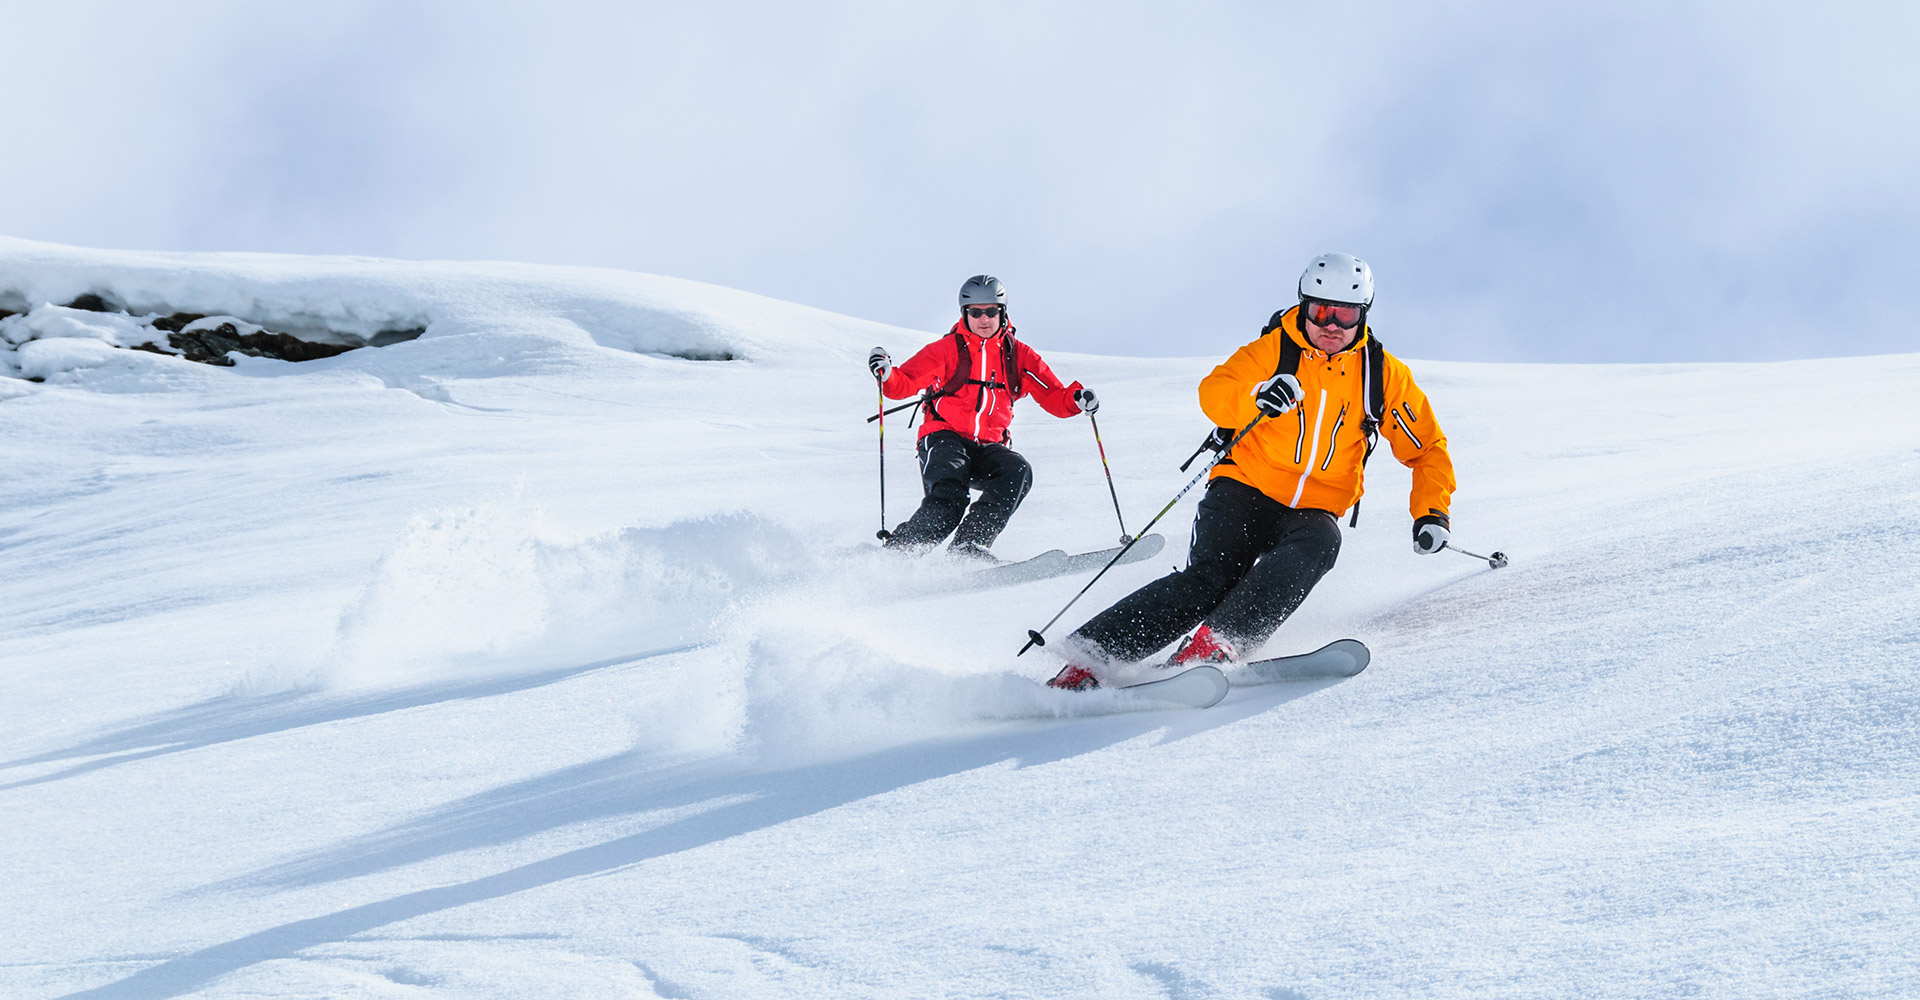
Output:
[1305, 300, 1363, 329]
[964, 305, 1004, 319]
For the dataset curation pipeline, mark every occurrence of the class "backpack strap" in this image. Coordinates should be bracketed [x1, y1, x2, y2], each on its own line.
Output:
[914, 330, 970, 424]
[919, 329, 1020, 424]
[1270, 309, 1301, 381]
[1349, 331, 1386, 527]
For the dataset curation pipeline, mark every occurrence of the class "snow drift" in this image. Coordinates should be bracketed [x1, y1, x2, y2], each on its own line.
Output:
[4, 236, 1917, 1000]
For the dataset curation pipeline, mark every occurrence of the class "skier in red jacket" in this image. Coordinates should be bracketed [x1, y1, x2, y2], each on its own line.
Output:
[868, 275, 1096, 559]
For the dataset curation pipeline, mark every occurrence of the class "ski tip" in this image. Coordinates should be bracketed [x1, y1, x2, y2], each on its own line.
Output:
[1234, 638, 1370, 685]
[1122, 533, 1167, 560]
[1325, 638, 1371, 675]
[1184, 665, 1230, 708]
[1189, 665, 1229, 708]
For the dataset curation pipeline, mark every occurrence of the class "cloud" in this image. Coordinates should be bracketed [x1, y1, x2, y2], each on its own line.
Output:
[2, 0, 1915, 362]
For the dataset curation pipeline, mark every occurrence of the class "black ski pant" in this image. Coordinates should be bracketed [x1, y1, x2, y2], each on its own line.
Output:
[885, 429, 1033, 553]
[1069, 477, 1341, 662]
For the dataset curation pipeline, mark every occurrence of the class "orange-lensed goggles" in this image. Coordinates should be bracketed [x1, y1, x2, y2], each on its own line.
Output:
[1305, 300, 1364, 329]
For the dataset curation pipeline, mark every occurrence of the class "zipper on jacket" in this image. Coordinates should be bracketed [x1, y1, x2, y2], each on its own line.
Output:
[971, 335, 987, 440]
[1291, 388, 1329, 507]
[1319, 402, 1347, 471]
[1292, 405, 1306, 464]
[1392, 406, 1424, 449]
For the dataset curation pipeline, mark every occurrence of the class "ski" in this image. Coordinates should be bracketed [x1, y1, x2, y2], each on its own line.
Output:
[1036, 662, 1229, 712]
[954, 533, 1166, 591]
[1232, 638, 1370, 684]
[1117, 664, 1229, 708]
[962, 547, 1069, 583]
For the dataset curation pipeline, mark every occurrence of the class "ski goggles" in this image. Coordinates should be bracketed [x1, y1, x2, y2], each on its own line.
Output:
[1304, 300, 1364, 329]
[964, 305, 1004, 319]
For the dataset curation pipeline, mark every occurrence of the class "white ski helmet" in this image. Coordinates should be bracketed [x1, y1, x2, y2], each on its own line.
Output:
[1298, 252, 1374, 306]
[958, 274, 1008, 308]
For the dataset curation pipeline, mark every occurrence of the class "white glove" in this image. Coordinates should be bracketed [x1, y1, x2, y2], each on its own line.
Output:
[1413, 517, 1450, 555]
[1252, 373, 1302, 416]
[1074, 387, 1098, 414]
[868, 346, 891, 381]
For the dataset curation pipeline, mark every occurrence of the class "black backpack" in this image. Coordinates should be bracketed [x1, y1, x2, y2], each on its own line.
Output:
[913, 329, 1024, 436]
[1190, 308, 1387, 526]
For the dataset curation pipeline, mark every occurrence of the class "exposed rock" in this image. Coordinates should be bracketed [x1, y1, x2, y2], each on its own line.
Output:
[64, 293, 116, 313]
[1, 294, 425, 376]
[166, 324, 243, 366]
[151, 312, 207, 333]
[236, 329, 355, 363]
[166, 322, 355, 366]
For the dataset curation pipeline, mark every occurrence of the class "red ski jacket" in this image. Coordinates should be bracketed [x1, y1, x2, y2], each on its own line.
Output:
[880, 322, 1085, 445]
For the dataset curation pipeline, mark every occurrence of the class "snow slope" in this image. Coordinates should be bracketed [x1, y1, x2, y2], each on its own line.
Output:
[3, 236, 1917, 999]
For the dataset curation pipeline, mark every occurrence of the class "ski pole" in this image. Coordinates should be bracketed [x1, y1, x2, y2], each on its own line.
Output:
[1088, 410, 1131, 545]
[875, 379, 890, 541]
[1018, 412, 1266, 656]
[1443, 542, 1508, 569]
[865, 398, 920, 422]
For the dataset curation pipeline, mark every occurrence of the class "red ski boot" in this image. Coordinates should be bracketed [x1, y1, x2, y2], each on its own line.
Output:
[1168, 624, 1236, 667]
[1046, 663, 1100, 691]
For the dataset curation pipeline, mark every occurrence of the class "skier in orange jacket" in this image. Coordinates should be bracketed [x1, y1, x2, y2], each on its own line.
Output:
[868, 275, 1095, 559]
[1050, 253, 1456, 689]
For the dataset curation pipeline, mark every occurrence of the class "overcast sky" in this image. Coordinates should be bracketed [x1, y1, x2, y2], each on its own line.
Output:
[3, 0, 1917, 363]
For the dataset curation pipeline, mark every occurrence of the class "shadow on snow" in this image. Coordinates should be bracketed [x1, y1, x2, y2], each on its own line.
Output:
[0, 645, 701, 793]
[56, 681, 1336, 999]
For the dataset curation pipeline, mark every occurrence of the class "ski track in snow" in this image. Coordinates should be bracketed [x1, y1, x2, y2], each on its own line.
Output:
[3, 237, 1919, 999]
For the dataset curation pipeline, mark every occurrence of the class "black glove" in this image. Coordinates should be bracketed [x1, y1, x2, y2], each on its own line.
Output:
[1413, 513, 1450, 555]
[1074, 387, 1098, 414]
[868, 346, 891, 381]
[1252, 374, 1301, 416]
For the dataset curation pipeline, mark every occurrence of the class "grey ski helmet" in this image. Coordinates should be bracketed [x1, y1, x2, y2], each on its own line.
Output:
[958, 274, 1008, 308]
[1298, 252, 1374, 306]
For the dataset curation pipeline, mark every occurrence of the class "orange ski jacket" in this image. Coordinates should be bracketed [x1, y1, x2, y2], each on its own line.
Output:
[1199, 305, 1455, 523]
[881, 322, 1085, 445]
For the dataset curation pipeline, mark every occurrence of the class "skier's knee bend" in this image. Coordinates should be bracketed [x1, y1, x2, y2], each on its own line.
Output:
[1181, 553, 1246, 603]
[982, 450, 1033, 503]
[1296, 511, 1343, 571]
[1008, 458, 1032, 502]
